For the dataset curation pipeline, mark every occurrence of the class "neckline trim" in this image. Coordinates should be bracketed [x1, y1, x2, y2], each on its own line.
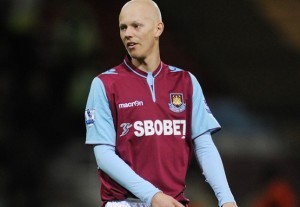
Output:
[123, 56, 163, 78]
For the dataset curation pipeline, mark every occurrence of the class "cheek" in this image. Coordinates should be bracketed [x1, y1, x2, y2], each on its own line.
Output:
[141, 32, 153, 41]
[120, 33, 124, 41]
[145, 35, 155, 46]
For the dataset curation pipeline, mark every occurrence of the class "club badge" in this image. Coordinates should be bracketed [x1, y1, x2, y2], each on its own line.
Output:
[169, 93, 186, 113]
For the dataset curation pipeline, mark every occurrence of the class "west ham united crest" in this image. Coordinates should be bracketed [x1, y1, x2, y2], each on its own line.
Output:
[168, 93, 186, 113]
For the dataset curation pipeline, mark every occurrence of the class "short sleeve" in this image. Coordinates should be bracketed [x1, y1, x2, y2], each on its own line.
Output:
[189, 72, 221, 139]
[85, 77, 116, 145]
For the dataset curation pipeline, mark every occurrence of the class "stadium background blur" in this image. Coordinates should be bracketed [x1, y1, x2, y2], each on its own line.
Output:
[0, 0, 299, 206]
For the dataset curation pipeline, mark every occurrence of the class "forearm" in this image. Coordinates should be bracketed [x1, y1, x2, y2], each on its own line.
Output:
[94, 144, 161, 205]
[194, 133, 236, 207]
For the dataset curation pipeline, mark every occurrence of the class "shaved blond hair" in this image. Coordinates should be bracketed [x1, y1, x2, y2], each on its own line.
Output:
[120, 0, 162, 22]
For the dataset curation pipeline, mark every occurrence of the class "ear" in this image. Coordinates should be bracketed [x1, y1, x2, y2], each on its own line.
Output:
[154, 22, 164, 37]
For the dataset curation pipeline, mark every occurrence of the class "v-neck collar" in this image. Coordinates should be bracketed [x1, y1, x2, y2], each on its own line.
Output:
[123, 55, 163, 78]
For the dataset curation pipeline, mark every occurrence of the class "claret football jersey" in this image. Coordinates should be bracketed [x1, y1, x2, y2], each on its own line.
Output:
[85, 56, 221, 203]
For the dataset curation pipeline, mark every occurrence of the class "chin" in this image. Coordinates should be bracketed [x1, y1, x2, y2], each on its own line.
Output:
[126, 48, 142, 57]
[128, 53, 144, 60]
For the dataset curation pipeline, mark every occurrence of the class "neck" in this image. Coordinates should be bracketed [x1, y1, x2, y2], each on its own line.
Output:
[131, 52, 161, 73]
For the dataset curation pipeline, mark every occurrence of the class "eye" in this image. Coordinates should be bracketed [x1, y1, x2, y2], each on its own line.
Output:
[119, 25, 127, 31]
[133, 23, 142, 30]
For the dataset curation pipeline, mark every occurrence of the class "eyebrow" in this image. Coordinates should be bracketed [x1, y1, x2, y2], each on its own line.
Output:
[119, 20, 143, 27]
[119, 23, 126, 28]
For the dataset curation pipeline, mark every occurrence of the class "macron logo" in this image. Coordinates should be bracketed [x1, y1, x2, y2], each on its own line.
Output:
[119, 100, 144, 109]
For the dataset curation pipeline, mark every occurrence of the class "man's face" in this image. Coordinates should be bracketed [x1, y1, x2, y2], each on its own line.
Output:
[119, 4, 158, 59]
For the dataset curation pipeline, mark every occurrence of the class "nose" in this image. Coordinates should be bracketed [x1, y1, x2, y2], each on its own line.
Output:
[124, 27, 134, 38]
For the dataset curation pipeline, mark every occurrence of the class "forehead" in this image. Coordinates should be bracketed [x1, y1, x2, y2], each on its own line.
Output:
[119, 2, 156, 24]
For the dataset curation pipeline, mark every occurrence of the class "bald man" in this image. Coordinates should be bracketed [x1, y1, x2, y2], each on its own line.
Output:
[119, 0, 163, 72]
[85, 0, 237, 207]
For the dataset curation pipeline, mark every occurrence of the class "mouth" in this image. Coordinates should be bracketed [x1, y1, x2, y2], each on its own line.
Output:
[126, 42, 137, 49]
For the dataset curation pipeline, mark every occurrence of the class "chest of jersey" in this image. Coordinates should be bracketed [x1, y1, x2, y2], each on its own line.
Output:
[106, 68, 193, 140]
[98, 63, 194, 199]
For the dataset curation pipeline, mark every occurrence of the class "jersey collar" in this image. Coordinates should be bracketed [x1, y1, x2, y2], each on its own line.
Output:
[123, 55, 163, 78]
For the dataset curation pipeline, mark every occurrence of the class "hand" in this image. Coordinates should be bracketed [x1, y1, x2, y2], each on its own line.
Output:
[222, 202, 237, 207]
[151, 192, 185, 207]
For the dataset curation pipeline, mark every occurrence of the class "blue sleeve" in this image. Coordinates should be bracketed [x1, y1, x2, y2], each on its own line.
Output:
[189, 72, 221, 138]
[94, 145, 161, 204]
[85, 77, 116, 145]
[194, 132, 236, 207]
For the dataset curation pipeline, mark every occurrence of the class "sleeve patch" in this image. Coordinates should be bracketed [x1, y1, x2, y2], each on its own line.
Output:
[85, 109, 95, 127]
[204, 100, 212, 114]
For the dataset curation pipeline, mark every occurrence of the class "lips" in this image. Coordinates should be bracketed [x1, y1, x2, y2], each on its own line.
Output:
[127, 42, 137, 49]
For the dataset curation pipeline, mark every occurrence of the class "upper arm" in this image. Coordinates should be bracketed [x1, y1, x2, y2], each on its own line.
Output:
[189, 72, 221, 139]
[85, 77, 116, 146]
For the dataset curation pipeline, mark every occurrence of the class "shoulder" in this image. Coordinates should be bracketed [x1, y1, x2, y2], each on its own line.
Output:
[166, 65, 185, 72]
[164, 64, 194, 80]
[164, 64, 202, 90]
[98, 63, 125, 77]
[96, 63, 127, 83]
[165, 64, 191, 75]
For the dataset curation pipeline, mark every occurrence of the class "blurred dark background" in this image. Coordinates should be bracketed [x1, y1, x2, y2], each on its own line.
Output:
[0, 0, 299, 206]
